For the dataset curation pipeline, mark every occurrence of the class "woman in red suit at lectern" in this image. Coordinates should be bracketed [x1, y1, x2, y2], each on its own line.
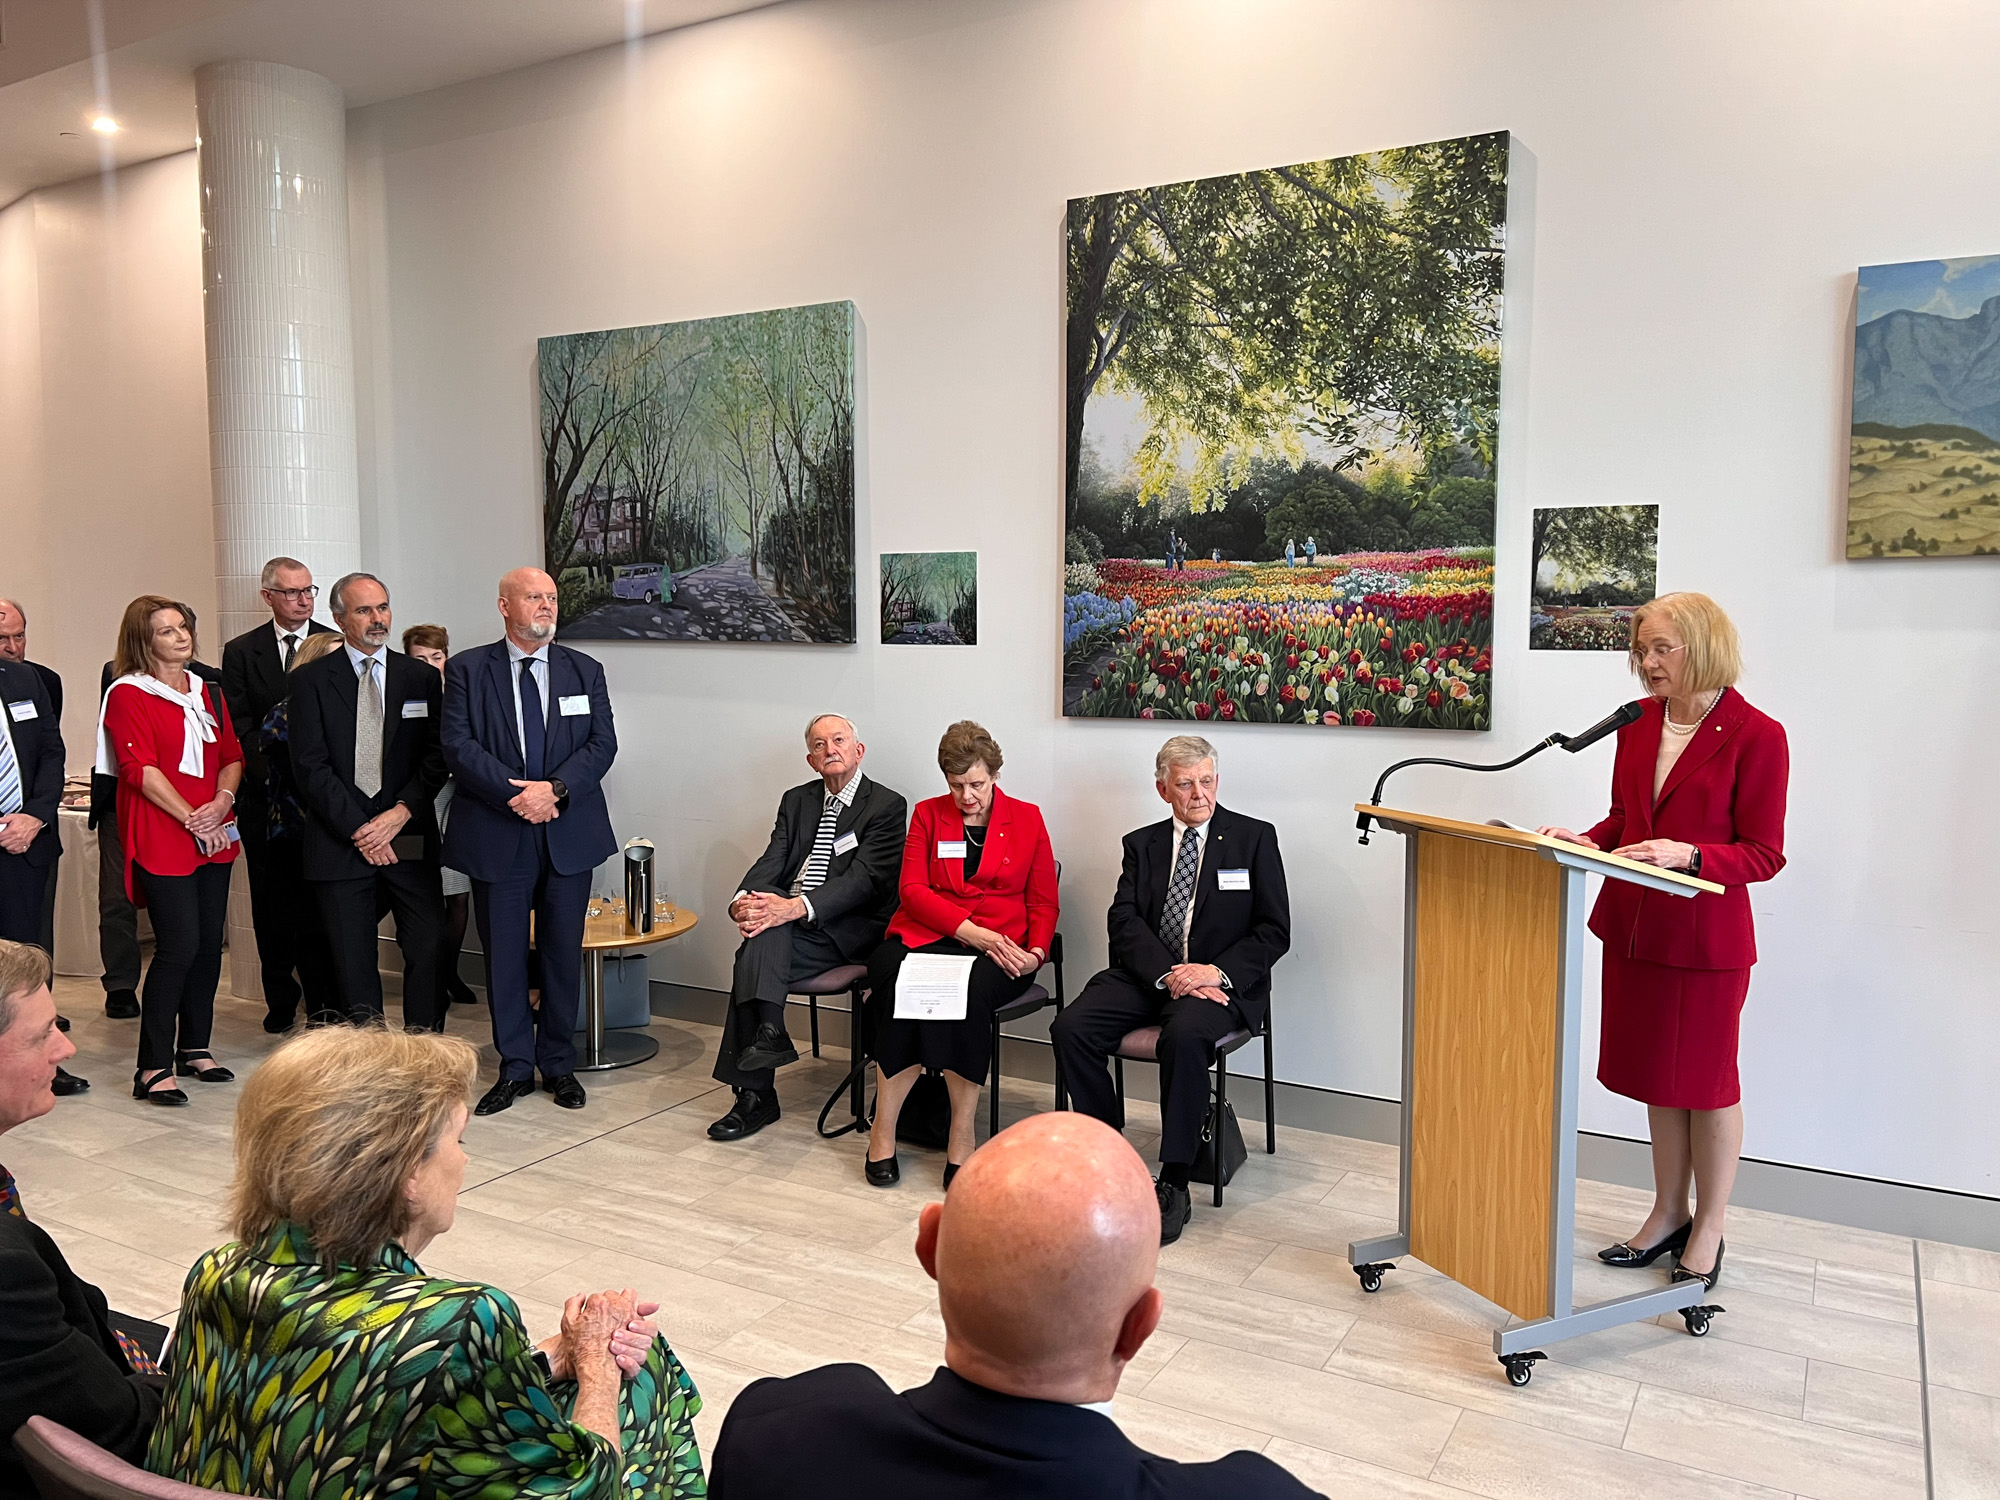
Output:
[1539, 593, 1787, 1293]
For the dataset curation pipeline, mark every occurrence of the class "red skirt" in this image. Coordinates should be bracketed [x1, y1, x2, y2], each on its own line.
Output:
[1598, 951, 1751, 1109]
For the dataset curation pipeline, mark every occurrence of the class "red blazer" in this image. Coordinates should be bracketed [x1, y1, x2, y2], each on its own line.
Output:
[105, 678, 243, 901]
[887, 786, 1059, 955]
[1582, 687, 1787, 970]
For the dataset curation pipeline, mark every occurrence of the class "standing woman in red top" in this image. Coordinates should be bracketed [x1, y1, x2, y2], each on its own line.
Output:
[864, 721, 1058, 1190]
[1540, 593, 1787, 1291]
[97, 596, 245, 1106]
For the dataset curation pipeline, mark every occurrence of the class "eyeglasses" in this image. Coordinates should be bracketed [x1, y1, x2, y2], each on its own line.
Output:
[1629, 642, 1687, 664]
[266, 585, 319, 601]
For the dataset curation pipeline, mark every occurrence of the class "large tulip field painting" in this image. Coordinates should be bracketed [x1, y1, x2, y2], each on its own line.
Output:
[1847, 256, 2000, 559]
[1063, 132, 1509, 728]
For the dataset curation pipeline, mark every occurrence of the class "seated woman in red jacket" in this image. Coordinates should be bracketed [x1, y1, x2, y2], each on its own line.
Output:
[1539, 593, 1788, 1292]
[864, 722, 1057, 1191]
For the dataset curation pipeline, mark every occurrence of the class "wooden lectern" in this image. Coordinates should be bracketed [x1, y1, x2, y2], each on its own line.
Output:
[1346, 804, 1726, 1386]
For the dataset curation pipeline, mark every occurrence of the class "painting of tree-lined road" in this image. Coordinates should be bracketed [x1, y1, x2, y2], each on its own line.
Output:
[1064, 132, 1509, 728]
[540, 301, 856, 642]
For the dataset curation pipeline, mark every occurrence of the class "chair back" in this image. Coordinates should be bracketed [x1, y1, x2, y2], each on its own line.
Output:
[12, 1418, 231, 1500]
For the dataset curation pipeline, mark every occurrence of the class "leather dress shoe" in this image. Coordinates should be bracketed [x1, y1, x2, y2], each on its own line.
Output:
[52, 1067, 89, 1096]
[1672, 1238, 1725, 1291]
[262, 1012, 297, 1035]
[1599, 1220, 1691, 1268]
[864, 1152, 900, 1187]
[543, 1074, 587, 1110]
[942, 1162, 962, 1192]
[735, 1023, 800, 1073]
[475, 1077, 536, 1116]
[1156, 1177, 1192, 1246]
[104, 990, 141, 1019]
[708, 1088, 781, 1141]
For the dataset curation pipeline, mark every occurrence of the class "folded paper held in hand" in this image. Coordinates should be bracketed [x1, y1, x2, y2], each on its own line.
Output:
[893, 953, 976, 1022]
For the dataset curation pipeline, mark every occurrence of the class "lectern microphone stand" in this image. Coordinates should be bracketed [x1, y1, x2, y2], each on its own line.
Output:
[1346, 804, 1727, 1387]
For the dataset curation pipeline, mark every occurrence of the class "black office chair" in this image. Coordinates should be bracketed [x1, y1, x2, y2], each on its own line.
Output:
[790, 964, 870, 1059]
[1113, 1009, 1276, 1206]
[988, 932, 1067, 1138]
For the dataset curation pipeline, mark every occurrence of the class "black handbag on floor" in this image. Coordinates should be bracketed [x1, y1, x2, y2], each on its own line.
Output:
[1190, 1100, 1248, 1186]
[893, 1070, 952, 1150]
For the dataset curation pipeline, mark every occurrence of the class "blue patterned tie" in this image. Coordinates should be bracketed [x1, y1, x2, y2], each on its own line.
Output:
[0, 713, 22, 817]
[1157, 828, 1201, 960]
[519, 659, 546, 781]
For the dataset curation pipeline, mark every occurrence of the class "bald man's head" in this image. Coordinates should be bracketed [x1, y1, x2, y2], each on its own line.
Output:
[498, 568, 558, 646]
[914, 1113, 1164, 1405]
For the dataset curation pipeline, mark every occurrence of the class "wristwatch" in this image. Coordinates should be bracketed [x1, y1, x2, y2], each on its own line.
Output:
[1686, 846, 1702, 877]
[548, 777, 570, 812]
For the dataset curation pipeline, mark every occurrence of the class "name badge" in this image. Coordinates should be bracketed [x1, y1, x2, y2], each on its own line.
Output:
[401, 700, 428, 719]
[1217, 868, 1251, 891]
[558, 694, 590, 716]
[938, 840, 967, 860]
[5, 700, 34, 722]
[832, 830, 859, 855]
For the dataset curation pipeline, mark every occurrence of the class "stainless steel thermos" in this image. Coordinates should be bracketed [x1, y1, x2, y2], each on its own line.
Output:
[624, 838, 655, 935]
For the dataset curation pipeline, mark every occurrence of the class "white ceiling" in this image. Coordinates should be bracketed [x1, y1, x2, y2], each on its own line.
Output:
[0, 0, 782, 208]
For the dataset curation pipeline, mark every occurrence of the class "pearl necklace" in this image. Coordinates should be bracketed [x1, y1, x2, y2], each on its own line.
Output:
[1664, 690, 1721, 736]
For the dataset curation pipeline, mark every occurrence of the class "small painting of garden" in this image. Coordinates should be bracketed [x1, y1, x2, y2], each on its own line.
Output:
[1063, 132, 1509, 729]
[1529, 505, 1658, 651]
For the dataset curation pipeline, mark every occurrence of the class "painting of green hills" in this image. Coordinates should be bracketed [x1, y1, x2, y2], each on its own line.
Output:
[1847, 255, 2000, 559]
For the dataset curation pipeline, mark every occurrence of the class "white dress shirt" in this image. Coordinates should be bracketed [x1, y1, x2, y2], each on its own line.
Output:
[505, 637, 552, 762]
[272, 618, 309, 666]
[343, 640, 386, 693]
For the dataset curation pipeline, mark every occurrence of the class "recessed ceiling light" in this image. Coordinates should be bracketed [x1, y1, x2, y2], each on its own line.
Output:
[90, 115, 120, 135]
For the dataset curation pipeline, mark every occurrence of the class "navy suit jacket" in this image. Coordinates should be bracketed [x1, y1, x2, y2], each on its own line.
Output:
[0, 659, 64, 868]
[441, 640, 617, 881]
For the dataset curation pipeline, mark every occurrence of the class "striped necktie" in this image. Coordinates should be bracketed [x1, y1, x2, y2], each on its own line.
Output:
[0, 1163, 156, 1373]
[792, 794, 842, 896]
[0, 710, 22, 817]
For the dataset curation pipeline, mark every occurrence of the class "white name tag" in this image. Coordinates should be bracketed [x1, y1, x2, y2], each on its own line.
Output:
[558, 694, 590, 716]
[832, 830, 859, 855]
[401, 700, 428, 719]
[1217, 868, 1251, 891]
[6, 700, 35, 722]
[938, 840, 967, 860]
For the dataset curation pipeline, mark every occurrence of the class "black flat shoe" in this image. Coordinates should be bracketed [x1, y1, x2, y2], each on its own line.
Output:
[52, 1067, 90, 1096]
[262, 1012, 296, 1035]
[1598, 1220, 1691, 1267]
[1672, 1238, 1725, 1291]
[55, 1014, 71, 1032]
[941, 1162, 962, 1192]
[132, 1068, 188, 1107]
[1157, 1178, 1192, 1246]
[865, 1152, 900, 1187]
[475, 1077, 535, 1115]
[735, 1022, 800, 1073]
[543, 1073, 586, 1110]
[104, 990, 141, 1019]
[708, 1088, 781, 1141]
[175, 1050, 235, 1082]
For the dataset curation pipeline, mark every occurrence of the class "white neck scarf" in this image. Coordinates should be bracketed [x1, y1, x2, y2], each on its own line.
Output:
[96, 672, 217, 779]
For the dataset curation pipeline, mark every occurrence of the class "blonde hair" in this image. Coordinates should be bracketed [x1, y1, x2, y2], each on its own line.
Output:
[289, 632, 345, 673]
[1629, 592, 1742, 696]
[0, 939, 53, 1037]
[229, 1026, 477, 1266]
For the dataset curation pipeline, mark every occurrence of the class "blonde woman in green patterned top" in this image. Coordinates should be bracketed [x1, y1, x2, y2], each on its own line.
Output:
[148, 1026, 706, 1498]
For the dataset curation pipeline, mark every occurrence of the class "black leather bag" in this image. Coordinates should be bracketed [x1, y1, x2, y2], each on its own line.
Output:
[1190, 1100, 1248, 1186]
[893, 1070, 952, 1150]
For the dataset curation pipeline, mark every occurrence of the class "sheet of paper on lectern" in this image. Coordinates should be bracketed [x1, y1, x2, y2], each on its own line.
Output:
[893, 954, 976, 1021]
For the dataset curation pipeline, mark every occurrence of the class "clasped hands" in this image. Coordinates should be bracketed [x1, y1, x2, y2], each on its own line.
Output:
[0, 812, 43, 856]
[732, 891, 808, 938]
[351, 802, 413, 866]
[538, 1288, 660, 1385]
[1163, 962, 1229, 1004]
[508, 779, 562, 824]
[1535, 828, 1697, 871]
[181, 797, 235, 857]
[958, 922, 1043, 979]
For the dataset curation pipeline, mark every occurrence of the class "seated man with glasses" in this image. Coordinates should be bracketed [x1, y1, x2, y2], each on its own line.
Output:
[220, 557, 337, 1034]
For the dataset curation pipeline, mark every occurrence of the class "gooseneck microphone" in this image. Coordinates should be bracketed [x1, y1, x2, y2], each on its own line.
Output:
[1355, 700, 1644, 844]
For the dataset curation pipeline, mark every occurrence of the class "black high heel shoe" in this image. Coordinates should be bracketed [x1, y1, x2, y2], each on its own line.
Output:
[864, 1152, 900, 1187]
[1673, 1238, 1725, 1291]
[942, 1163, 962, 1191]
[1598, 1220, 1691, 1267]
[175, 1050, 235, 1083]
[132, 1068, 188, 1107]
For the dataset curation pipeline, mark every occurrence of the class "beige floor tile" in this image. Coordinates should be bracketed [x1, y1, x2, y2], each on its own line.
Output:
[1140, 1338, 1462, 1476]
[1245, 1242, 1497, 1345]
[1262, 1437, 1483, 1498]
[1696, 1283, 1920, 1380]
[1327, 1317, 1638, 1446]
[415, 1205, 594, 1288]
[1320, 1170, 1399, 1218]
[686, 1173, 924, 1250]
[1157, 1226, 1278, 1286]
[33, 1176, 232, 1264]
[518, 1246, 784, 1354]
[0, 1136, 144, 1211]
[1928, 1384, 2000, 1500]
[1812, 1260, 1916, 1325]
[1551, 1317, 1807, 1419]
[696, 1228, 940, 1329]
[1208, 1192, 1399, 1258]
[1720, 1206, 1914, 1276]
[1431, 1409, 1794, 1500]
[11, 1095, 181, 1157]
[520, 1196, 761, 1272]
[1268, 1124, 1400, 1177]
[1919, 1238, 2000, 1294]
[1108, 1393, 1272, 1463]
[89, 1128, 239, 1198]
[1153, 1267, 1357, 1368]
[1116, 1329, 1190, 1396]
[31, 1215, 201, 1322]
[710, 1301, 944, 1393]
[1919, 1277, 2000, 1397]
[1801, 1359, 1922, 1447]
[1621, 1384, 1925, 1500]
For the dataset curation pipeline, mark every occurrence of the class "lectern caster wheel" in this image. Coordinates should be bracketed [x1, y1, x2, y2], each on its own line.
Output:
[1498, 1351, 1545, 1387]
[1681, 1305, 1720, 1337]
[1353, 1263, 1393, 1294]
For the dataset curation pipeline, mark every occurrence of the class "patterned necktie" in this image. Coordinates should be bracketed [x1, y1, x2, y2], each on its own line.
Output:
[0, 709, 21, 817]
[355, 658, 384, 797]
[281, 633, 299, 672]
[0, 1161, 20, 1218]
[0, 1162, 157, 1374]
[1157, 826, 1201, 960]
[519, 659, 546, 781]
[792, 794, 842, 897]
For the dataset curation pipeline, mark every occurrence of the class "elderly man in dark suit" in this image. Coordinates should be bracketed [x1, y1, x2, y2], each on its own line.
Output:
[0, 941, 167, 1495]
[1051, 735, 1291, 1245]
[444, 567, 618, 1115]
[709, 1112, 1318, 1499]
[0, 652, 62, 954]
[221, 557, 338, 1033]
[289, 573, 447, 1032]
[707, 713, 906, 1142]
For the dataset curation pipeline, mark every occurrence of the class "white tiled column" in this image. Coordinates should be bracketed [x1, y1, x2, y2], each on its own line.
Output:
[195, 61, 359, 997]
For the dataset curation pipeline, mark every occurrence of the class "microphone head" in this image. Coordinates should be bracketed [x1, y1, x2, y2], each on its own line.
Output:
[1559, 700, 1644, 753]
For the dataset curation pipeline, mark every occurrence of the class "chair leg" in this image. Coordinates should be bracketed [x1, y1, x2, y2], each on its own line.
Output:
[848, 986, 865, 1122]
[1114, 1054, 1124, 1108]
[1263, 1023, 1277, 1154]
[1212, 1053, 1228, 1208]
[809, 993, 821, 1058]
[1051, 996, 1068, 1111]
[989, 1017, 1002, 1140]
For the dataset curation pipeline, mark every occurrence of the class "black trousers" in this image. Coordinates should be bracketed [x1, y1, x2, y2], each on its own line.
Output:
[314, 862, 446, 1032]
[131, 861, 231, 1073]
[866, 937, 1033, 1088]
[241, 812, 338, 1025]
[472, 824, 588, 1081]
[0, 851, 45, 944]
[711, 919, 849, 1092]
[39, 853, 59, 955]
[97, 814, 142, 994]
[1051, 968, 1245, 1167]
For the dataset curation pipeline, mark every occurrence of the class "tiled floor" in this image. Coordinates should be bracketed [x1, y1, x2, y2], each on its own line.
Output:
[10, 977, 1986, 1498]
[1920, 1238, 2000, 1498]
